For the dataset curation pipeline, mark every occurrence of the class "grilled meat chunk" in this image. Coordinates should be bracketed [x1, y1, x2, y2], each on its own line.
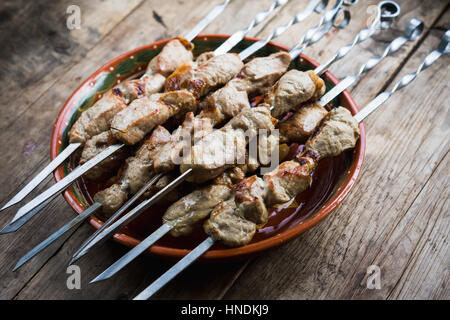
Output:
[234, 176, 268, 225]
[93, 184, 128, 217]
[79, 131, 129, 181]
[111, 90, 196, 145]
[163, 184, 233, 237]
[263, 158, 316, 207]
[69, 92, 127, 144]
[213, 166, 247, 187]
[198, 86, 251, 126]
[181, 128, 247, 183]
[195, 51, 215, 65]
[165, 53, 244, 98]
[180, 107, 276, 183]
[153, 112, 214, 173]
[229, 52, 291, 96]
[266, 70, 325, 118]
[94, 126, 171, 214]
[196, 52, 290, 127]
[279, 103, 328, 143]
[145, 38, 194, 76]
[141, 73, 166, 96]
[203, 199, 256, 247]
[306, 106, 360, 158]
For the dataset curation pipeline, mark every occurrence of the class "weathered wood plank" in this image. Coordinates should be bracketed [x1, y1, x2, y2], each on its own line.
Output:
[386, 153, 449, 300]
[223, 27, 450, 299]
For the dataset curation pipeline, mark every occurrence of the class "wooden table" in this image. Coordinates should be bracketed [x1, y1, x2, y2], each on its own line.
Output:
[0, 0, 448, 300]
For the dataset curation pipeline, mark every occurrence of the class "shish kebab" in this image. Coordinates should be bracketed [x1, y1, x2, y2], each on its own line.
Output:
[10, 0, 346, 268]
[0, 0, 239, 213]
[131, 30, 450, 300]
[3, 0, 335, 232]
[70, 0, 342, 255]
[88, 16, 422, 281]
[4, 0, 295, 230]
[71, 1, 399, 264]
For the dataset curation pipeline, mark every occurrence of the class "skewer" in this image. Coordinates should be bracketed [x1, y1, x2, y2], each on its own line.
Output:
[92, 15, 422, 284]
[238, 0, 329, 60]
[9, 0, 340, 269]
[69, 0, 357, 264]
[133, 30, 450, 300]
[68, 0, 333, 265]
[214, 0, 290, 56]
[0, 0, 234, 213]
[72, 1, 399, 267]
[5, 0, 291, 231]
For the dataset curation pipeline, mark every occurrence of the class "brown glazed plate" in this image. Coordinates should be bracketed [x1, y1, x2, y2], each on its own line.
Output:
[51, 35, 366, 262]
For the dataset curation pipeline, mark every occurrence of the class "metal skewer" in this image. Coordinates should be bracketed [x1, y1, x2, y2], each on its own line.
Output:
[0, 0, 235, 214]
[92, 10, 419, 285]
[10, 0, 329, 269]
[71, 0, 365, 264]
[67, 0, 330, 265]
[214, 0, 290, 56]
[4, 0, 288, 232]
[238, 0, 329, 60]
[318, 16, 422, 106]
[133, 30, 450, 300]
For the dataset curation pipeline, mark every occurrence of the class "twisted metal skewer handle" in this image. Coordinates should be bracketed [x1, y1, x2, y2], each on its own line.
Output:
[318, 18, 424, 107]
[314, 0, 400, 75]
[355, 18, 423, 78]
[354, 30, 450, 122]
[239, 0, 327, 60]
[288, 0, 350, 59]
[214, 0, 289, 55]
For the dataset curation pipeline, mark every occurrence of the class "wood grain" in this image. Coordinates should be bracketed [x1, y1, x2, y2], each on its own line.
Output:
[0, 0, 448, 300]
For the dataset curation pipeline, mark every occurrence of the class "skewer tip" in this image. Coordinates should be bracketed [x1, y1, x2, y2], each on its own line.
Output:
[13, 258, 27, 272]
[68, 256, 79, 266]
[0, 223, 18, 235]
[0, 201, 15, 212]
[89, 275, 105, 284]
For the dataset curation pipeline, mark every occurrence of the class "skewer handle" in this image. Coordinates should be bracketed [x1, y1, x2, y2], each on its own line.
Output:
[214, 0, 289, 55]
[288, 0, 348, 60]
[314, 0, 400, 75]
[354, 30, 450, 123]
[318, 17, 424, 107]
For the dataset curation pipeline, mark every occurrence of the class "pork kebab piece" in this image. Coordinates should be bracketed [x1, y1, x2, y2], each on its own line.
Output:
[0, 0, 236, 212]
